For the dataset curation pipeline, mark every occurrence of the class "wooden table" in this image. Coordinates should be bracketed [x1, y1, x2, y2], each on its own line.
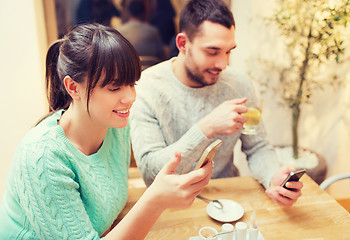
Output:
[117, 175, 350, 239]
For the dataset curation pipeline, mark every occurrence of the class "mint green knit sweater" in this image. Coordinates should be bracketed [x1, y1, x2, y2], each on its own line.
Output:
[0, 110, 130, 239]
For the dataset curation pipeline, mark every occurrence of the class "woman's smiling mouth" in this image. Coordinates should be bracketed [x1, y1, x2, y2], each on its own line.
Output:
[113, 109, 130, 117]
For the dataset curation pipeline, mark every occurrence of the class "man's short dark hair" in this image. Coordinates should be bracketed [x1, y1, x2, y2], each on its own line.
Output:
[179, 0, 235, 40]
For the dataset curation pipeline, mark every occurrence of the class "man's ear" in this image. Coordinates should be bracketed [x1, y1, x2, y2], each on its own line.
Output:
[176, 33, 188, 54]
[63, 76, 81, 100]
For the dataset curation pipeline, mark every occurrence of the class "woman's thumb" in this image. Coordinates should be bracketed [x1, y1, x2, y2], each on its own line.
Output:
[163, 152, 181, 174]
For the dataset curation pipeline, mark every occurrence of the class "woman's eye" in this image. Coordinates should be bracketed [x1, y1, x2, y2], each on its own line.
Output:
[109, 87, 120, 92]
[130, 82, 137, 87]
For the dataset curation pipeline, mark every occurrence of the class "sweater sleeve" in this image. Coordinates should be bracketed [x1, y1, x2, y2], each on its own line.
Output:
[130, 95, 211, 186]
[15, 142, 101, 240]
[240, 128, 279, 189]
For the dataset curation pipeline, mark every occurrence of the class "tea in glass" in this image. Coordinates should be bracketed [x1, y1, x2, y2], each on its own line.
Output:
[241, 101, 263, 135]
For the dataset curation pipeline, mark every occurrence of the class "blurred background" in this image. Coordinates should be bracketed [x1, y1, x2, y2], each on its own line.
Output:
[1, 0, 349, 206]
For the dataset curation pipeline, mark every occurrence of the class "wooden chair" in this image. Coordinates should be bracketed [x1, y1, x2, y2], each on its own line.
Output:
[139, 56, 161, 70]
[128, 146, 145, 188]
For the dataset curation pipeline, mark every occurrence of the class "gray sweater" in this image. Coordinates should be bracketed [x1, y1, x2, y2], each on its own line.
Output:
[130, 58, 279, 188]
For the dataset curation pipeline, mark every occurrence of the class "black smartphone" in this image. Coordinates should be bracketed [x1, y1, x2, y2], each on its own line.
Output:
[280, 169, 306, 190]
[194, 139, 222, 170]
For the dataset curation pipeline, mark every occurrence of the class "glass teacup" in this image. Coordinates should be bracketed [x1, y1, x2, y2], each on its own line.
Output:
[241, 99, 264, 135]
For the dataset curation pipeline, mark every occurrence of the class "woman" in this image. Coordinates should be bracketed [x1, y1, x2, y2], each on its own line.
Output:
[0, 23, 212, 239]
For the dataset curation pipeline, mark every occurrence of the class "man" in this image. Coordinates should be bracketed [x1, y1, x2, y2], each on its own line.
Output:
[130, 0, 303, 207]
[117, 0, 165, 68]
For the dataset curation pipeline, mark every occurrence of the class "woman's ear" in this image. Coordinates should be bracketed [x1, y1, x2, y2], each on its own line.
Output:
[176, 33, 188, 54]
[63, 76, 81, 100]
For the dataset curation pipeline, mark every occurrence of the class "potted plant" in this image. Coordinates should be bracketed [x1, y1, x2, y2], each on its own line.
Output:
[248, 0, 350, 184]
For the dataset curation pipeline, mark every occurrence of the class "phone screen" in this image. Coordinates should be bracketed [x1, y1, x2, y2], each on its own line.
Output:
[280, 169, 306, 190]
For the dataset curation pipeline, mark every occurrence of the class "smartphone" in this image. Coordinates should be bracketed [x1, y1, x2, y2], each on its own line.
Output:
[280, 169, 306, 190]
[194, 139, 222, 170]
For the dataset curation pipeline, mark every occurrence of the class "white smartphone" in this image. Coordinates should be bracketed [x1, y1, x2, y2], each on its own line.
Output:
[280, 169, 306, 190]
[194, 139, 222, 170]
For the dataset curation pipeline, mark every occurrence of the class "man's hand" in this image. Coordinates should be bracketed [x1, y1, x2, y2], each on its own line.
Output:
[197, 98, 248, 138]
[265, 166, 303, 207]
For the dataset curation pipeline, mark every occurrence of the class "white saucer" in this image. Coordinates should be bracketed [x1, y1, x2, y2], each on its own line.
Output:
[206, 199, 244, 222]
[189, 230, 265, 240]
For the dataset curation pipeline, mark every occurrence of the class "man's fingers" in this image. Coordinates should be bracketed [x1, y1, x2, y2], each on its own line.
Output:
[231, 97, 248, 105]
[280, 185, 302, 200]
[285, 181, 303, 190]
[234, 105, 248, 115]
[266, 187, 300, 207]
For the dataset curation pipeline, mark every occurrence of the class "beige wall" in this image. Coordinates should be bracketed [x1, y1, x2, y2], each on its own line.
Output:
[0, 1, 47, 201]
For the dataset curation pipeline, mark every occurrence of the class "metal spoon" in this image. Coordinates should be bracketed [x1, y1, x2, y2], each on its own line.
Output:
[215, 230, 234, 237]
[196, 194, 224, 209]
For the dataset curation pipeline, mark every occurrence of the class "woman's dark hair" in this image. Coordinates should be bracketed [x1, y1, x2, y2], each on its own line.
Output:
[179, 0, 235, 41]
[45, 23, 141, 112]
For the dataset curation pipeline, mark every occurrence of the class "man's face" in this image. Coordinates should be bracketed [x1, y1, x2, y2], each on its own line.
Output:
[184, 21, 236, 88]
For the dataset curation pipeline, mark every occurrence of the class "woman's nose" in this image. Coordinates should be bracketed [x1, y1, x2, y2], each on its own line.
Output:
[121, 86, 136, 104]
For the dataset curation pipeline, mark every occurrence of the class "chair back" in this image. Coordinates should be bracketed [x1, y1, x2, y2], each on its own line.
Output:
[139, 56, 161, 70]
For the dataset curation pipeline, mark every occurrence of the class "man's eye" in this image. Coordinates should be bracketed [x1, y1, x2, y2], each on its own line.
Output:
[207, 51, 218, 56]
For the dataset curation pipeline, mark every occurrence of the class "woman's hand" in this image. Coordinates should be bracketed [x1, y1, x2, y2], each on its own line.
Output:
[147, 151, 213, 210]
[106, 152, 212, 240]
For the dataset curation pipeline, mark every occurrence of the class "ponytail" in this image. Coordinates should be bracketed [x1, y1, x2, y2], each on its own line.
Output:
[45, 40, 71, 112]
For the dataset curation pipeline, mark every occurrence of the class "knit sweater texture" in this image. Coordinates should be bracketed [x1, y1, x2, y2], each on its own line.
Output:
[0, 110, 130, 239]
[130, 58, 279, 188]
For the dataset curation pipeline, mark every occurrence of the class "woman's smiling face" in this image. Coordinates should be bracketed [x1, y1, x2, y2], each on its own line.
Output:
[87, 81, 136, 129]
